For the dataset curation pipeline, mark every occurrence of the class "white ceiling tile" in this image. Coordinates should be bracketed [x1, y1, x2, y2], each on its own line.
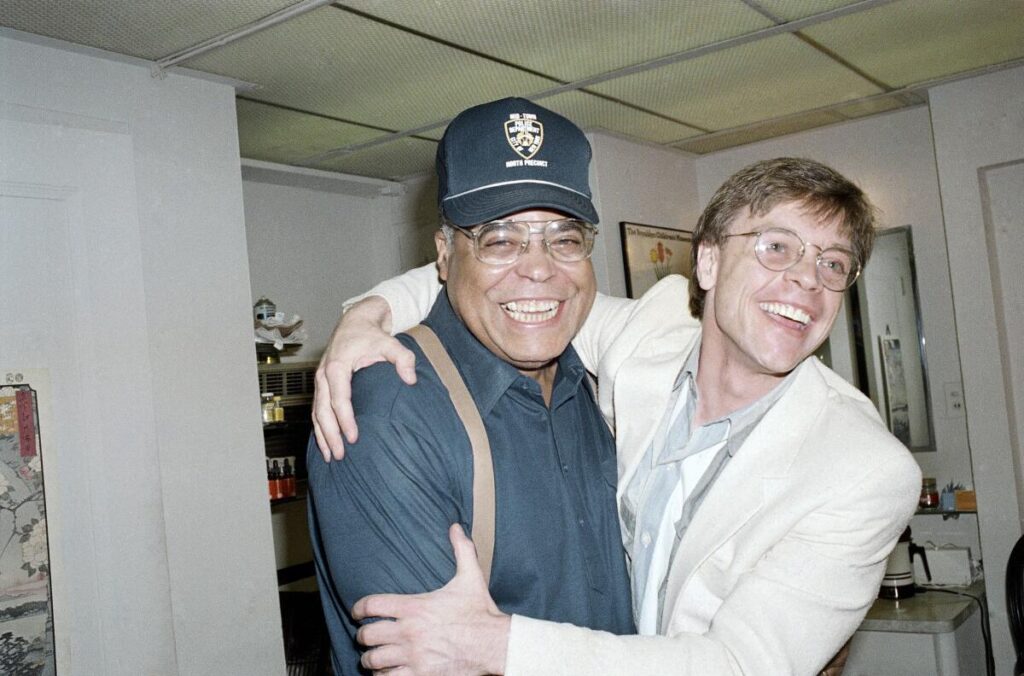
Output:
[0, 0, 299, 60]
[236, 98, 387, 165]
[750, 0, 866, 22]
[590, 33, 883, 130]
[673, 108, 846, 154]
[188, 7, 555, 132]
[336, 0, 772, 82]
[538, 91, 703, 144]
[832, 94, 918, 120]
[802, 0, 1024, 87]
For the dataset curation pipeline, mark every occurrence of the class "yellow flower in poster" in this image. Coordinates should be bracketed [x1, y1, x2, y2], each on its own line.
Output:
[650, 241, 674, 279]
[0, 395, 16, 436]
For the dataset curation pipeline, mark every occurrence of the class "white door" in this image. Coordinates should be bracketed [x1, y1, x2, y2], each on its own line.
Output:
[0, 112, 177, 674]
[980, 160, 1024, 520]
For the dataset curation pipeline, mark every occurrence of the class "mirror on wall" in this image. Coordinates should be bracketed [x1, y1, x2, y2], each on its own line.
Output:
[849, 226, 935, 452]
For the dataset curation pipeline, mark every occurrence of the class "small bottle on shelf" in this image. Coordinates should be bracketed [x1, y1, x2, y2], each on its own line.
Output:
[261, 393, 275, 424]
[282, 457, 296, 498]
[919, 477, 939, 509]
[268, 459, 283, 500]
[266, 458, 276, 500]
[273, 396, 285, 423]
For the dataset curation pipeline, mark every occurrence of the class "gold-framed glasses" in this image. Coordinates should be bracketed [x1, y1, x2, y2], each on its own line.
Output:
[724, 227, 862, 291]
[453, 219, 598, 265]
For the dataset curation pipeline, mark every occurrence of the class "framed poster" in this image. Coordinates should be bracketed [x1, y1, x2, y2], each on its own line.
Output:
[0, 370, 58, 674]
[878, 336, 911, 445]
[619, 222, 693, 298]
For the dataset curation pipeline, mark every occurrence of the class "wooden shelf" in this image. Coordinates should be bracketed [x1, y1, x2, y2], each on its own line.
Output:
[915, 507, 976, 520]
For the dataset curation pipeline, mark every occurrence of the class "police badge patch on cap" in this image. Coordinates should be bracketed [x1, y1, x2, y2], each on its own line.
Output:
[504, 113, 544, 160]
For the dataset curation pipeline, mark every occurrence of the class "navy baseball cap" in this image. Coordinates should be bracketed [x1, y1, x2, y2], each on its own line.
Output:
[436, 97, 599, 228]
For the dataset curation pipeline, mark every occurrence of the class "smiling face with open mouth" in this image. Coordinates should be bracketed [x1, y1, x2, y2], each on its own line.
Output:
[436, 209, 597, 377]
[697, 200, 849, 383]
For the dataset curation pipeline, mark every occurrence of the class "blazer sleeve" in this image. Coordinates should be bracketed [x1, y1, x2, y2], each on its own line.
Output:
[504, 446, 921, 675]
[571, 274, 695, 374]
[342, 262, 442, 333]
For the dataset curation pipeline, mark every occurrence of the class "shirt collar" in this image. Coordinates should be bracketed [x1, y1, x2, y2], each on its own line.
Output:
[421, 288, 586, 415]
[673, 333, 702, 391]
[664, 335, 800, 461]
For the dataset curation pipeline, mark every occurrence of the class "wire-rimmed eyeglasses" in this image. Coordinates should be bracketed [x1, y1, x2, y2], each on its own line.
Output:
[723, 227, 862, 291]
[451, 219, 598, 266]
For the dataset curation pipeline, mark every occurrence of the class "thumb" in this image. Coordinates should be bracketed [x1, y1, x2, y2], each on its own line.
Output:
[449, 523, 485, 581]
[449, 524, 500, 614]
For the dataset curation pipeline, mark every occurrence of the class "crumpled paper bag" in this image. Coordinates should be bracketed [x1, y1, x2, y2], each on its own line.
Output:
[255, 314, 307, 350]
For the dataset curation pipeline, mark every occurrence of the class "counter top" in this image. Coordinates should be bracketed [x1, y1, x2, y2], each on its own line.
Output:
[859, 580, 985, 633]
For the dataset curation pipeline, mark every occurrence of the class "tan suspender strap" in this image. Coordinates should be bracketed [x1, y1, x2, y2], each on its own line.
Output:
[406, 324, 495, 584]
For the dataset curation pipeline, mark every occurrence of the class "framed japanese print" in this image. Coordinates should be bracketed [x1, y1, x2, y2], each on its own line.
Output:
[619, 222, 693, 298]
[0, 369, 58, 673]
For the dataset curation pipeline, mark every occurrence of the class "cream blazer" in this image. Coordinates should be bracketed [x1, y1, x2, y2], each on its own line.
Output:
[369, 267, 922, 676]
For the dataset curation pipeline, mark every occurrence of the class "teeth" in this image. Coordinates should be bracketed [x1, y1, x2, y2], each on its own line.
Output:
[502, 300, 559, 323]
[759, 302, 811, 326]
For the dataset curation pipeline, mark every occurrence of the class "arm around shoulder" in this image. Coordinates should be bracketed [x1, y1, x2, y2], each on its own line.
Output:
[572, 274, 697, 376]
[343, 262, 443, 333]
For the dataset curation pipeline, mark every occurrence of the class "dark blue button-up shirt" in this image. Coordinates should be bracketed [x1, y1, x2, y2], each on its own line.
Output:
[308, 291, 634, 675]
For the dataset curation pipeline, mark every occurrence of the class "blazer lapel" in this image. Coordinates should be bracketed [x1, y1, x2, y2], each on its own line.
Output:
[613, 332, 695, 499]
[659, 360, 831, 628]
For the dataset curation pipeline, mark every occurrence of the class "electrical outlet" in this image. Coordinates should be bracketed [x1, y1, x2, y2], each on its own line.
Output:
[944, 382, 965, 418]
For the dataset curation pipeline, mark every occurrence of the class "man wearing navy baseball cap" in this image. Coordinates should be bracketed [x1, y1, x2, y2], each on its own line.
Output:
[307, 97, 634, 675]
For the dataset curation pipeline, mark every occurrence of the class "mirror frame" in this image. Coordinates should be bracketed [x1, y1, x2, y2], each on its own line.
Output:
[848, 225, 935, 453]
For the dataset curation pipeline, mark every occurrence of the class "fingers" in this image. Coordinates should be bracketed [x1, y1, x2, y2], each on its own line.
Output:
[313, 336, 416, 458]
[353, 592, 406, 622]
[312, 367, 349, 461]
[390, 342, 418, 386]
[311, 418, 331, 463]
[357, 617, 401, 648]
[360, 643, 407, 672]
[323, 360, 359, 448]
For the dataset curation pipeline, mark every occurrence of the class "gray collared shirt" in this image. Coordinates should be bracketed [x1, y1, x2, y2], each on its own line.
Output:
[621, 337, 798, 633]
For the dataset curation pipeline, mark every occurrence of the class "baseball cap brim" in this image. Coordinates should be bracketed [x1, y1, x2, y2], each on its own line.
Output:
[441, 181, 599, 228]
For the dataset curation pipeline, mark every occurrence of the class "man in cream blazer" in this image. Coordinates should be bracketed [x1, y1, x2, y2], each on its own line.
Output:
[321, 158, 922, 675]
[504, 275, 922, 674]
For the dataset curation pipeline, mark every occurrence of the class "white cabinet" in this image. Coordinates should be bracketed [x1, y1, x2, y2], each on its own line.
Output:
[845, 582, 987, 676]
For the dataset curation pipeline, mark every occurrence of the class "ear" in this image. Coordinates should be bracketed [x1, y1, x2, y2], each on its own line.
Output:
[695, 241, 719, 292]
[435, 230, 451, 282]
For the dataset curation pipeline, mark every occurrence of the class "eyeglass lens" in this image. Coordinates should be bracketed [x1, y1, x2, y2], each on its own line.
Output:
[473, 220, 595, 264]
[753, 228, 858, 290]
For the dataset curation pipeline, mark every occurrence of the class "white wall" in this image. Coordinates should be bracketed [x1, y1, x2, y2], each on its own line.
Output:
[588, 131, 700, 296]
[242, 162, 409, 361]
[0, 32, 284, 674]
[929, 63, 1024, 674]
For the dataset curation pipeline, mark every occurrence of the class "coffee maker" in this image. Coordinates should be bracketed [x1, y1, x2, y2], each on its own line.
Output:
[879, 526, 930, 599]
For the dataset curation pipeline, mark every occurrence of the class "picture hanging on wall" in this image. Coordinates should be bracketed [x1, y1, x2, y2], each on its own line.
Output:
[878, 336, 912, 445]
[619, 222, 693, 298]
[0, 371, 56, 674]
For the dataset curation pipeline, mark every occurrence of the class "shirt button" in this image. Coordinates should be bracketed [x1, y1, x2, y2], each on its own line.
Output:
[562, 464, 569, 473]
[641, 532, 652, 547]
[578, 518, 585, 527]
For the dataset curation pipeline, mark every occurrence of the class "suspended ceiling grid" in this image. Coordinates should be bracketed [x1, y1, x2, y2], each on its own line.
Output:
[2, 0, 1023, 181]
